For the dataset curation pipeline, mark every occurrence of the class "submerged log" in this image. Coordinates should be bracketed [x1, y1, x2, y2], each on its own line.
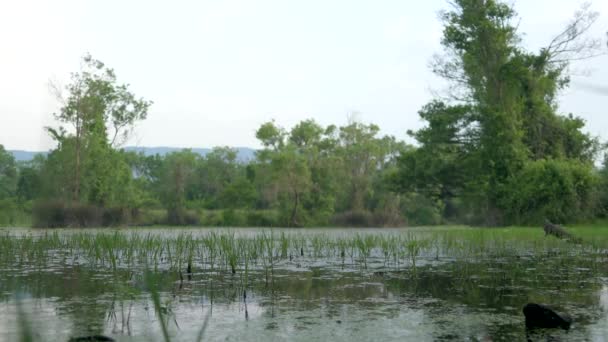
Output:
[523, 303, 572, 330]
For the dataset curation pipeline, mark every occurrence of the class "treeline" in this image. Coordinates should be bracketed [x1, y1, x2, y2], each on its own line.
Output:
[1, 0, 607, 228]
[0, 119, 427, 227]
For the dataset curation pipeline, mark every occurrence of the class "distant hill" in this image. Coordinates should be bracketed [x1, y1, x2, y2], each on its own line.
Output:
[122, 146, 257, 162]
[9, 146, 257, 163]
[9, 150, 48, 162]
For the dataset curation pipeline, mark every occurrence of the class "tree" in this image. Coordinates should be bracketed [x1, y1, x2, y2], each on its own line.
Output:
[0, 145, 19, 225]
[501, 159, 598, 224]
[290, 119, 324, 148]
[290, 120, 338, 224]
[398, 0, 604, 225]
[48, 54, 151, 202]
[195, 147, 239, 207]
[160, 151, 199, 224]
[336, 121, 399, 212]
[255, 121, 312, 226]
[16, 156, 44, 203]
[0, 145, 17, 200]
[256, 120, 285, 151]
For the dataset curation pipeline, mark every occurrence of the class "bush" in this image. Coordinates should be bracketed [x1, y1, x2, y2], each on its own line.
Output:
[331, 210, 374, 227]
[221, 209, 247, 227]
[372, 210, 405, 227]
[0, 198, 24, 226]
[102, 207, 132, 227]
[167, 208, 200, 226]
[197, 209, 279, 227]
[200, 210, 223, 226]
[372, 194, 406, 227]
[133, 209, 166, 226]
[246, 210, 279, 227]
[33, 200, 136, 228]
[401, 193, 443, 226]
[68, 204, 102, 227]
[32, 200, 67, 228]
[502, 159, 599, 225]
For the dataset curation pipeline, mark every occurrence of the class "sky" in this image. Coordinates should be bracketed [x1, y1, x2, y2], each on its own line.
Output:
[1, 0, 607, 151]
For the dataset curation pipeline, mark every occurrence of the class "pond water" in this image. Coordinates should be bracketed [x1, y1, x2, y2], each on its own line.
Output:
[0, 227, 607, 341]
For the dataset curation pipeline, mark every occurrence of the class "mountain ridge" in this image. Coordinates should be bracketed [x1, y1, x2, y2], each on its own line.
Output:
[9, 146, 257, 162]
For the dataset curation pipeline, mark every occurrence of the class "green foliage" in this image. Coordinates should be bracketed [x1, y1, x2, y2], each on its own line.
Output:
[598, 156, 608, 218]
[401, 193, 444, 226]
[51, 53, 152, 148]
[255, 120, 285, 150]
[25, 55, 155, 227]
[0, 145, 31, 226]
[0, 198, 19, 226]
[502, 159, 599, 225]
[395, 0, 604, 225]
[43, 54, 151, 208]
[159, 150, 199, 224]
[245, 210, 279, 227]
[220, 177, 257, 209]
[0, 145, 18, 200]
[16, 161, 42, 203]
[251, 119, 407, 227]
[221, 209, 247, 227]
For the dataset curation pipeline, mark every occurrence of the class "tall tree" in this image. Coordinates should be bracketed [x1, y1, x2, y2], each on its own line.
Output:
[399, 0, 603, 224]
[255, 121, 312, 226]
[160, 151, 199, 224]
[337, 121, 399, 212]
[48, 54, 151, 202]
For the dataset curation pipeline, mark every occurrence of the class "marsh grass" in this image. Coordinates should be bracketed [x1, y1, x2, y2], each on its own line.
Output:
[3, 224, 608, 341]
[2, 225, 606, 280]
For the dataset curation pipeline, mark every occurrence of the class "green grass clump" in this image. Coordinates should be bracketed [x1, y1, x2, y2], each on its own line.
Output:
[1, 224, 606, 280]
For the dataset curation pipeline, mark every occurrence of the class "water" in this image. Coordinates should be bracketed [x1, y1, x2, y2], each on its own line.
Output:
[0, 227, 607, 341]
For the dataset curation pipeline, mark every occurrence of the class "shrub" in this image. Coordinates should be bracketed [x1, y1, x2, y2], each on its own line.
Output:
[221, 209, 246, 227]
[246, 210, 279, 227]
[372, 211, 405, 227]
[33, 200, 135, 228]
[32, 200, 67, 228]
[183, 210, 200, 225]
[200, 210, 223, 226]
[68, 204, 102, 227]
[102, 207, 132, 227]
[133, 209, 166, 226]
[401, 194, 443, 226]
[167, 208, 200, 226]
[0, 198, 19, 226]
[331, 210, 374, 227]
[502, 159, 599, 225]
[372, 194, 406, 227]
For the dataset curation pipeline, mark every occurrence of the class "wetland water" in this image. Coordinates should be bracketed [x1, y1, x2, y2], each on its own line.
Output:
[0, 227, 607, 341]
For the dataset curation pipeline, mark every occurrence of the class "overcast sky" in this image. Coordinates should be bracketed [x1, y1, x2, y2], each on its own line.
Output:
[1, 0, 607, 151]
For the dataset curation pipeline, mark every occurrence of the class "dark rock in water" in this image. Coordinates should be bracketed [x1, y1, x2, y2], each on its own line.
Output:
[523, 303, 572, 330]
[68, 336, 115, 342]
